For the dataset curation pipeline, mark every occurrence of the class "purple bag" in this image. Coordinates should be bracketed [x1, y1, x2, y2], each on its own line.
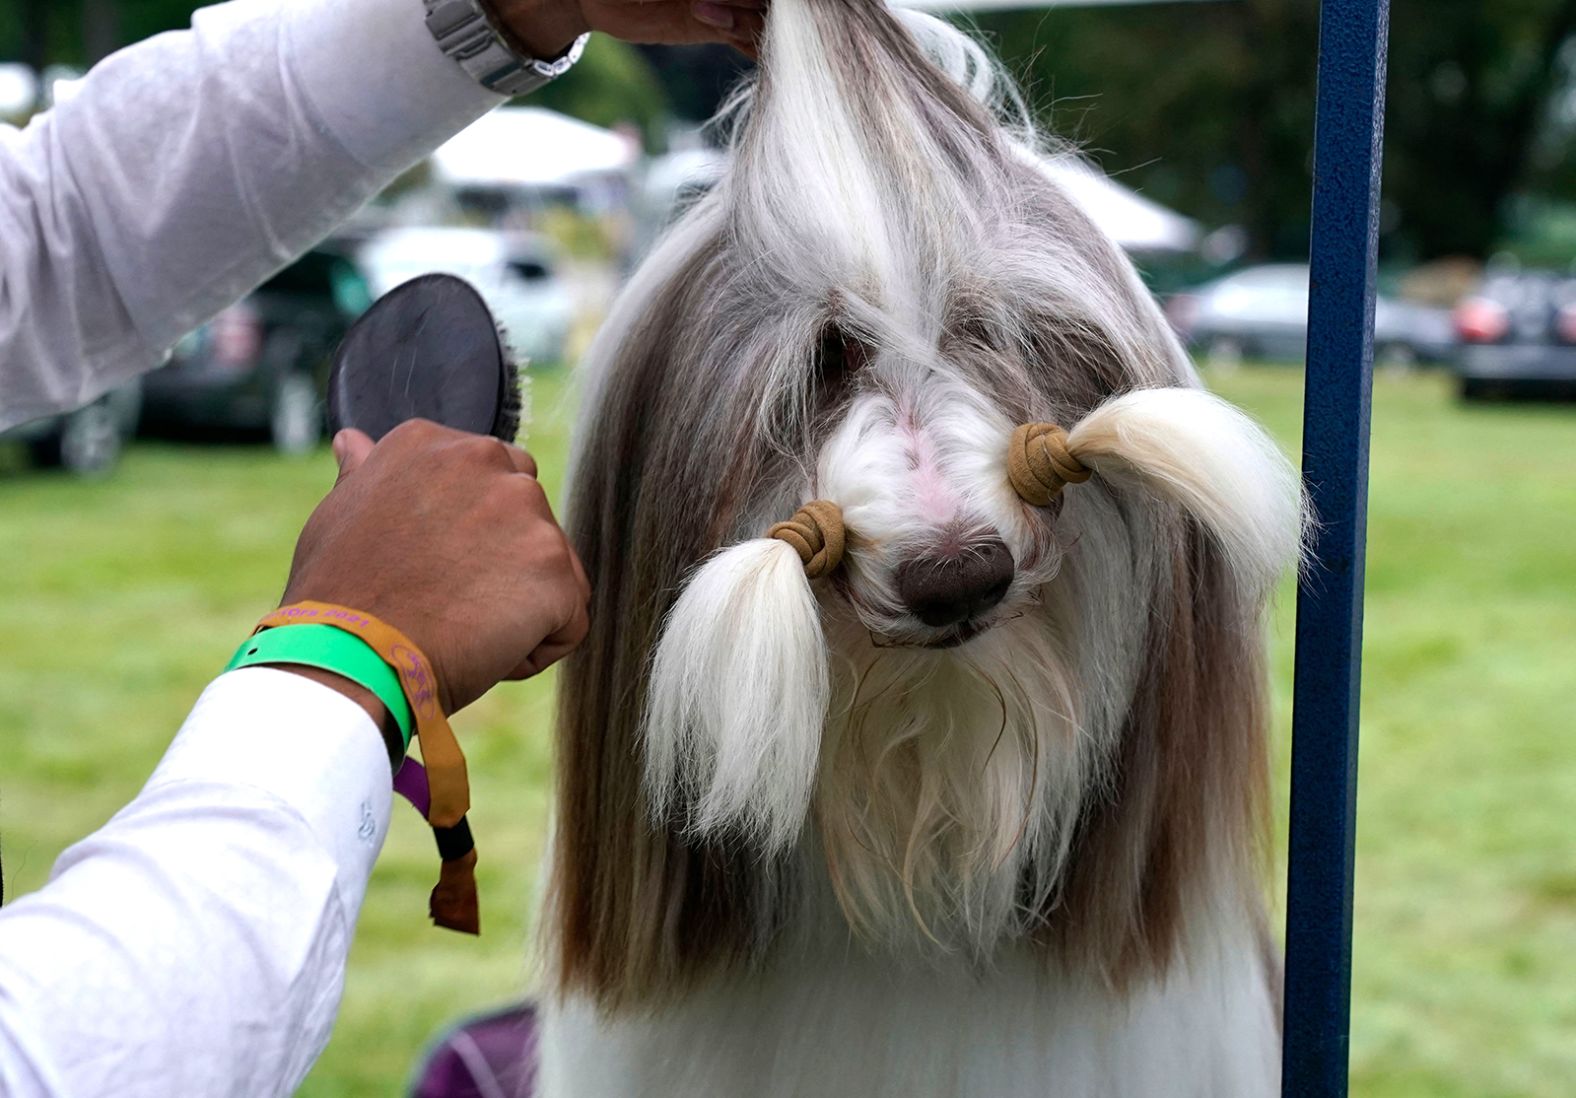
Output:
[408, 1002, 539, 1098]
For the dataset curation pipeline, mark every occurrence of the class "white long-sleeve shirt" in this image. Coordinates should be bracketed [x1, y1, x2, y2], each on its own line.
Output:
[0, 671, 392, 1096]
[0, 0, 508, 1092]
[0, 0, 501, 433]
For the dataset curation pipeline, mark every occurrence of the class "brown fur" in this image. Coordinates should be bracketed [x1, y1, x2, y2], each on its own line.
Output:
[1044, 520, 1272, 986]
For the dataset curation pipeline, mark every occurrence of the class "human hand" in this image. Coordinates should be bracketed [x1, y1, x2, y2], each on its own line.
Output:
[280, 421, 591, 716]
[488, 0, 767, 60]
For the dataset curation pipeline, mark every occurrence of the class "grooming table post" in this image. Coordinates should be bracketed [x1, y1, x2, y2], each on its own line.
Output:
[1282, 1, 1390, 1095]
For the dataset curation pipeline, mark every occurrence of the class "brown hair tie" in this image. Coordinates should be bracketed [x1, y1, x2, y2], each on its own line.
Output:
[1008, 423, 1091, 506]
[769, 500, 846, 579]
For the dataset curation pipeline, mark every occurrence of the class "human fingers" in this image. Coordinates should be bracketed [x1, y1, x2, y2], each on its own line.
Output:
[500, 441, 539, 478]
[508, 596, 592, 679]
[585, 0, 765, 46]
[332, 428, 375, 484]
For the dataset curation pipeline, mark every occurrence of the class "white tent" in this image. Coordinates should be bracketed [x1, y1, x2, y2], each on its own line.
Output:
[431, 107, 639, 188]
[638, 147, 1200, 255]
[1035, 157, 1201, 253]
[0, 64, 37, 117]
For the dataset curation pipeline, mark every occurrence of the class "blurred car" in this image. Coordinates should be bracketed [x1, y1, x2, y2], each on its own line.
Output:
[357, 227, 576, 367]
[0, 381, 142, 476]
[1167, 263, 1456, 368]
[1453, 268, 1576, 400]
[139, 248, 371, 453]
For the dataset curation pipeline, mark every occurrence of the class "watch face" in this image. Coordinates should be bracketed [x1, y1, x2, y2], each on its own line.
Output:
[328, 274, 513, 442]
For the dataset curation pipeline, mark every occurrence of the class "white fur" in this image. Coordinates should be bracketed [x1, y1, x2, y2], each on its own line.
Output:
[816, 622, 1088, 952]
[1068, 388, 1308, 599]
[542, 904, 1280, 1098]
[644, 538, 831, 852]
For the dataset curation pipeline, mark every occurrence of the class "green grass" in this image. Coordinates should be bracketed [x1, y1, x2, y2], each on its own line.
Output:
[1235, 367, 1576, 1098]
[1, 367, 1573, 1095]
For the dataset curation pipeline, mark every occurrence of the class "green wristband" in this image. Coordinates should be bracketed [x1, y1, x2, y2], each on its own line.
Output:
[226, 624, 414, 751]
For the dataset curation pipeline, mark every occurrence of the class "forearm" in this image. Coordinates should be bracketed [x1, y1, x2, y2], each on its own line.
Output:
[0, 670, 393, 1096]
[0, 0, 502, 432]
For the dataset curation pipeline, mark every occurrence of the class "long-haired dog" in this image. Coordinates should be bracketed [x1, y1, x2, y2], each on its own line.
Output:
[541, 2, 1304, 1094]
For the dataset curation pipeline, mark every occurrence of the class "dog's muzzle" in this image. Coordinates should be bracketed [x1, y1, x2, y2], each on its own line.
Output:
[760, 420, 1088, 644]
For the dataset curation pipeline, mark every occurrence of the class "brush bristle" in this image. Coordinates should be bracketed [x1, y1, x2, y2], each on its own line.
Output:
[492, 320, 525, 444]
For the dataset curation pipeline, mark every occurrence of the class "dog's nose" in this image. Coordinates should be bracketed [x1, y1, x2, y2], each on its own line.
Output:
[895, 537, 1015, 628]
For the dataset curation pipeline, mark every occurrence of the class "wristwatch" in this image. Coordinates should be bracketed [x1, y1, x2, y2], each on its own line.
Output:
[423, 0, 590, 97]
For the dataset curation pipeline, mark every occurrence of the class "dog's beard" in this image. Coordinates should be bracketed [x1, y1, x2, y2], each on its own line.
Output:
[813, 607, 1089, 955]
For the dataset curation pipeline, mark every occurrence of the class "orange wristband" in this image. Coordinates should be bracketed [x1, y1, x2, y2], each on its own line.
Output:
[254, 601, 479, 934]
[257, 602, 469, 826]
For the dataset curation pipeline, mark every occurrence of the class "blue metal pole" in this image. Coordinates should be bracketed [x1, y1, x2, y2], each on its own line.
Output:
[1282, 1, 1389, 1096]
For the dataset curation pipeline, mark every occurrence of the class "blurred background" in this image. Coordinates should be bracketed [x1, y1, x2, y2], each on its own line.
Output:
[1, 1, 1573, 1095]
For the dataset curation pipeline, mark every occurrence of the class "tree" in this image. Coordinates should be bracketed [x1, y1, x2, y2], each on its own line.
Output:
[531, 36, 671, 151]
[636, 43, 753, 124]
[971, 0, 1576, 261]
[1383, 0, 1576, 259]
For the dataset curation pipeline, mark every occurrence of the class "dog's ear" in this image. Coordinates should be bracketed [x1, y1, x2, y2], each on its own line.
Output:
[644, 538, 830, 852]
[1067, 388, 1308, 600]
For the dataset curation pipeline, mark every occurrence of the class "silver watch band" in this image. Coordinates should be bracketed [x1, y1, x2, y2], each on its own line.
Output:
[423, 0, 589, 98]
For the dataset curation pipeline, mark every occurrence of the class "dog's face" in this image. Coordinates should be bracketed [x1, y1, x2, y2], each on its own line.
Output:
[714, 239, 1187, 948]
[819, 367, 1050, 652]
[551, 2, 1300, 1005]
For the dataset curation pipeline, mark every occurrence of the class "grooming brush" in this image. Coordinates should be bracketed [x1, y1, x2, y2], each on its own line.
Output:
[325, 272, 525, 934]
[328, 272, 523, 444]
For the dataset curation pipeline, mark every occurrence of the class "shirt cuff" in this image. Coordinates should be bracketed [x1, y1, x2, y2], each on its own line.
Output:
[284, 0, 505, 174]
[146, 667, 394, 912]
